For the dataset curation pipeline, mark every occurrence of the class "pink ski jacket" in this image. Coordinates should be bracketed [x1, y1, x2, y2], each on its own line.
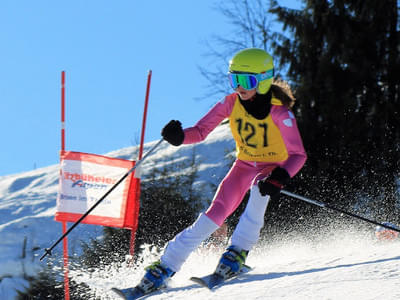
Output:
[182, 93, 306, 177]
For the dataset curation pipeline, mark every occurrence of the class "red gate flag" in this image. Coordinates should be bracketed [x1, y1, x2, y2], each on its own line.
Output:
[55, 151, 140, 229]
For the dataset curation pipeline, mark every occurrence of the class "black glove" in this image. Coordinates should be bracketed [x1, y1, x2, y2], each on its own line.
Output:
[258, 167, 290, 197]
[161, 120, 184, 146]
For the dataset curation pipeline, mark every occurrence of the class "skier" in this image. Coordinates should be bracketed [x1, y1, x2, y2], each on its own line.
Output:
[137, 48, 307, 292]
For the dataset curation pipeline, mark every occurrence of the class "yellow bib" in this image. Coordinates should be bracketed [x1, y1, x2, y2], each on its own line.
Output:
[229, 96, 288, 162]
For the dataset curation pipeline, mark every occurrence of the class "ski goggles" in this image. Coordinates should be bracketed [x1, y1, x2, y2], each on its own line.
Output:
[228, 70, 274, 91]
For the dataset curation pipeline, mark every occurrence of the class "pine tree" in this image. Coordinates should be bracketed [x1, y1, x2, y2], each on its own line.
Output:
[135, 151, 203, 249]
[16, 265, 63, 300]
[16, 263, 93, 300]
[78, 150, 204, 268]
[270, 0, 400, 220]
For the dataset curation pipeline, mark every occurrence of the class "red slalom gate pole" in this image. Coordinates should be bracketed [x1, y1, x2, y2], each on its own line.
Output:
[60, 70, 70, 300]
[129, 70, 153, 256]
[139, 70, 152, 160]
[62, 222, 70, 300]
[61, 71, 66, 155]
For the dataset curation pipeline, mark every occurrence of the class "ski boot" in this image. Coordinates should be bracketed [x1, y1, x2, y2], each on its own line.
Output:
[136, 261, 175, 293]
[214, 245, 248, 279]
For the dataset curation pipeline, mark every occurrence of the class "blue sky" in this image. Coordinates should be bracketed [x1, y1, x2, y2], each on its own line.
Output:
[0, 0, 296, 176]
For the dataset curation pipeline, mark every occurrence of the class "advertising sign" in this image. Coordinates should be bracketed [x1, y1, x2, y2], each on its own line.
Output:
[55, 151, 140, 229]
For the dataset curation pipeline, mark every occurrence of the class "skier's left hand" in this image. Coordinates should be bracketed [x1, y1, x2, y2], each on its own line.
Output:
[258, 167, 290, 197]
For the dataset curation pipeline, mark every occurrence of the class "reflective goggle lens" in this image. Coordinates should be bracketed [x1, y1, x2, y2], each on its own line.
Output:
[228, 73, 258, 90]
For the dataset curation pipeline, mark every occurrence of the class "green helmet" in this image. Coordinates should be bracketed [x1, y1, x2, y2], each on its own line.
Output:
[229, 48, 274, 94]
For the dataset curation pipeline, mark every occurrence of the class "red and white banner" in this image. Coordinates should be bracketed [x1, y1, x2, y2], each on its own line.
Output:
[55, 151, 140, 229]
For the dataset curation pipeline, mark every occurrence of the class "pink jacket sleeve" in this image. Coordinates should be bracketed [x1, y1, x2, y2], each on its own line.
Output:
[183, 94, 236, 144]
[271, 106, 307, 177]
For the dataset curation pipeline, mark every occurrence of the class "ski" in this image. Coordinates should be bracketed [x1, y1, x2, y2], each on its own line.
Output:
[190, 264, 252, 290]
[111, 285, 164, 300]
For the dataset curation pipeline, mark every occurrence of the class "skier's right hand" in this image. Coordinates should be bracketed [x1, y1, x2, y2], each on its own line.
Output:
[258, 167, 290, 198]
[162, 120, 184, 146]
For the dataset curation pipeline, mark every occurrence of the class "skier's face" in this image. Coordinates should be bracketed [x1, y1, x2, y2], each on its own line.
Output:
[236, 86, 257, 100]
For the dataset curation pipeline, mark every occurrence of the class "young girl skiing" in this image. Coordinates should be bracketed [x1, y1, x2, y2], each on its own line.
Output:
[137, 48, 306, 293]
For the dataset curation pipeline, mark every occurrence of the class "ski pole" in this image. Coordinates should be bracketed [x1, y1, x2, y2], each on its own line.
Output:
[281, 190, 400, 233]
[40, 139, 164, 261]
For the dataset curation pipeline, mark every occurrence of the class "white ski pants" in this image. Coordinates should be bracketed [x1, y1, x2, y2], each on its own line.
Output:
[231, 185, 270, 250]
[160, 185, 270, 272]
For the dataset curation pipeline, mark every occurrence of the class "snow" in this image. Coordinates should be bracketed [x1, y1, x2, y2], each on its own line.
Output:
[72, 233, 400, 300]
[1, 123, 400, 299]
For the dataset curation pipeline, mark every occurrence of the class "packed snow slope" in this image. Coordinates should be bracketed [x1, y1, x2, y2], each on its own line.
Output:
[75, 234, 400, 300]
[1, 123, 400, 299]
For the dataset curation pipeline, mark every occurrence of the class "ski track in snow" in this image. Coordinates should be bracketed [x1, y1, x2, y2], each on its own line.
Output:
[72, 235, 400, 300]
